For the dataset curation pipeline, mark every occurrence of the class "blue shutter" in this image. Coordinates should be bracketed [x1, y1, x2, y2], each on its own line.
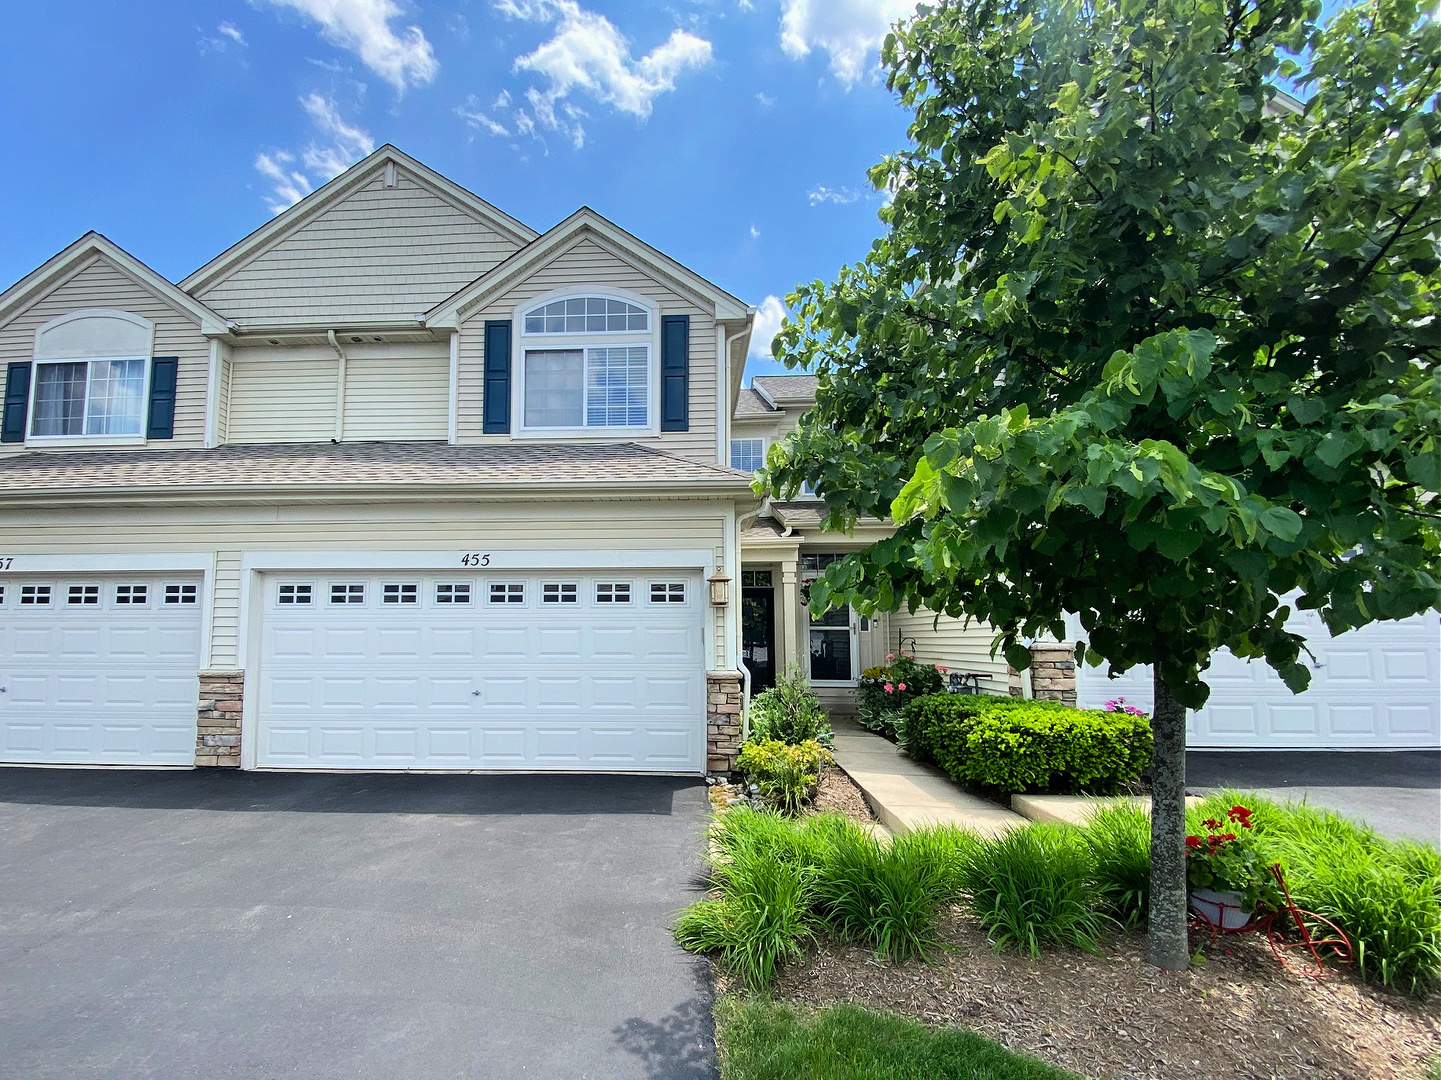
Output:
[2, 362, 31, 443]
[483, 321, 512, 434]
[660, 315, 689, 432]
[146, 357, 178, 440]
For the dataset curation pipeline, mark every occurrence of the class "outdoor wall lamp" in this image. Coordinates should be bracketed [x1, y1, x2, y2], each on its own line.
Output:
[708, 572, 731, 607]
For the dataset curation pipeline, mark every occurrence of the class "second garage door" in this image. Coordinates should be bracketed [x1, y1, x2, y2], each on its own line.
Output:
[255, 570, 707, 772]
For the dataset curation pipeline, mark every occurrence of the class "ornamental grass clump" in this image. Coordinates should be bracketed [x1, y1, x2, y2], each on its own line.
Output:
[1083, 804, 1152, 928]
[958, 824, 1109, 957]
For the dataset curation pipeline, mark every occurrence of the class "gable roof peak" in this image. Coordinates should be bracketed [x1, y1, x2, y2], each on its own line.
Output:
[180, 144, 538, 297]
[0, 231, 229, 335]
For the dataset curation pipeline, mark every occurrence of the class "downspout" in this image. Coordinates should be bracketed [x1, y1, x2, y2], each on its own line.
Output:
[327, 330, 348, 442]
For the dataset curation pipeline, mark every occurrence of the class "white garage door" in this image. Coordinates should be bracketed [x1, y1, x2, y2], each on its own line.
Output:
[1072, 607, 1441, 749]
[255, 570, 707, 772]
[0, 575, 203, 765]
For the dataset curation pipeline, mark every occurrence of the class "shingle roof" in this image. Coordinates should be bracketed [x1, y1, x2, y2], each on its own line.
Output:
[0, 441, 753, 496]
[770, 500, 889, 530]
[741, 516, 791, 542]
[752, 375, 818, 402]
[734, 388, 776, 416]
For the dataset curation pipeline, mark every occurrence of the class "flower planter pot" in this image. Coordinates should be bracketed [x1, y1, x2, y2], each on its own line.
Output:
[1190, 887, 1252, 930]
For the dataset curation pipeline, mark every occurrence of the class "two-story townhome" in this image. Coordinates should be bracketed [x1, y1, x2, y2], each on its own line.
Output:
[0, 146, 758, 775]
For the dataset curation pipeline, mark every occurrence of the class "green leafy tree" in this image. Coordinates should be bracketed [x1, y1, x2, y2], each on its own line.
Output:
[760, 0, 1441, 969]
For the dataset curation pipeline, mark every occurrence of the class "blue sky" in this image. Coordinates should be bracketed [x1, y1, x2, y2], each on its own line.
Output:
[0, 0, 921, 381]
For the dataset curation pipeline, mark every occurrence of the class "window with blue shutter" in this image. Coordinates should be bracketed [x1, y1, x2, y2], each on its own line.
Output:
[2, 362, 30, 443]
[146, 357, 178, 440]
[660, 315, 689, 432]
[483, 321, 512, 434]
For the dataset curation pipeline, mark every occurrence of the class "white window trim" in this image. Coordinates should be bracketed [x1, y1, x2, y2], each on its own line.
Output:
[25, 354, 153, 447]
[511, 288, 661, 439]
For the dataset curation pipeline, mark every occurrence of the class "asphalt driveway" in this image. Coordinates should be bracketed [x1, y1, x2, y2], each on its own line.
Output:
[0, 769, 716, 1080]
[1187, 750, 1441, 845]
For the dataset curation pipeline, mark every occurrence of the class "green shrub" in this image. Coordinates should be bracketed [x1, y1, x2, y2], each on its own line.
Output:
[1083, 804, 1152, 927]
[749, 665, 833, 747]
[737, 739, 831, 816]
[958, 824, 1109, 957]
[1191, 792, 1441, 996]
[902, 694, 1151, 794]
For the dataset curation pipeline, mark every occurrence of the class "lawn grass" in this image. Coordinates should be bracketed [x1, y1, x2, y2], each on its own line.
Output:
[715, 998, 1078, 1080]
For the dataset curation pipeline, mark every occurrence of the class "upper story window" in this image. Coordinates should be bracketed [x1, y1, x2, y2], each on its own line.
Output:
[519, 295, 654, 432]
[19, 310, 157, 443]
[730, 437, 765, 473]
[32, 359, 148, 438]
[523, 297, 649, 335]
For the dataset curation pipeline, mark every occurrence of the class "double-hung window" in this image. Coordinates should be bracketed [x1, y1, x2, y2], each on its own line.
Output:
[31, 357, 148, 438]
[519, 297, 652, 432]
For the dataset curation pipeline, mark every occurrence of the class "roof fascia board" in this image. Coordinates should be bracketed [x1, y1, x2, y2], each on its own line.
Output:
[0, 233, 230, 336]
[179, 145, 538, 296]
[427, 208, 750, 327]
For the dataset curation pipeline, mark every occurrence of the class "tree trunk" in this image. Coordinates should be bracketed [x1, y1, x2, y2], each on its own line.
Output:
[1147, 669, 1190, 970]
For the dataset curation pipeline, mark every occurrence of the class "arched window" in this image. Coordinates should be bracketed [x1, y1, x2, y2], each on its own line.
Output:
[29, 309, 154, 439]
[517, 295, 654, 431]
[523, 297, 648, 335]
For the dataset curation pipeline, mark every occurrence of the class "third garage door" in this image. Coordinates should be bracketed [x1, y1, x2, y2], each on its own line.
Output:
[255, 570, 706, 771]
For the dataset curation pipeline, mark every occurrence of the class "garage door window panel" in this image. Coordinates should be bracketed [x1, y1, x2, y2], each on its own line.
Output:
[277, 583, 313, 605]
[330, 583, 365, 605]
[489, 582, 524, 604]
[650, 582, 686, 604]
[383, 583, 419, 605]
[20, 585, 51, 606]
[165, 584, 198, 605]
[596, 583, 632, 604]
[68, 585, 100, 606]
[115, 585, 148, 605]
[543, 583, 579, 604]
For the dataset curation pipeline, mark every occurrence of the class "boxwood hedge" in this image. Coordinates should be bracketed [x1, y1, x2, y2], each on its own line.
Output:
[902, 694, 1152, 794]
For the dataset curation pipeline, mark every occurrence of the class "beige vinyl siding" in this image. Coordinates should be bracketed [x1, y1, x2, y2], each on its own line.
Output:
[455, 235, 719, 464]
[195, 172, 523, 325]
[892, 608, 1010, 696]
[343, 356, 449, 441]
[0, 499, 733, 671]
[0, 256, 210, 456]
[227, 356, 339, 443]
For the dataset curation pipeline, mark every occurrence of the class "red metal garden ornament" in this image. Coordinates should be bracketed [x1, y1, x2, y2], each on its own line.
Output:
[1188, 862, 1354, 979]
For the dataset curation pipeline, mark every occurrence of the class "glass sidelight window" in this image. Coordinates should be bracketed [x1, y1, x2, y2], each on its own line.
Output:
[803, 553, 853, 682]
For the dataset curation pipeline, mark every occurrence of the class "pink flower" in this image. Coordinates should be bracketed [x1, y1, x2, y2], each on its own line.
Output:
[885, 654, 895, 661]
[937, 666, 948, 674]
[898, 682, 907, 691]
[884, 683, 895, 693]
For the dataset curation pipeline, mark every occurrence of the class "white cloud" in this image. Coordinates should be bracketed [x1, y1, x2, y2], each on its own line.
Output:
[778, 0, 917, 87]
[489, 0, 712, 149]
[255, 95, 375, 213]
[748, 224, 761, 240]
[749, 295, 787, 360]
[199, 21, 248, 54]
[456, 95, 511, 137]
[264, 0, 438, 91]
[807, 184, 859, 205]
[754, 91, 775, 108]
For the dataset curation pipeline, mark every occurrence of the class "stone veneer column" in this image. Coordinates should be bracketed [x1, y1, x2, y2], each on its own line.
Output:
[1028, 644, 1077, 706]
[196, 671, 244, 767]
[706, 670, 744, 774]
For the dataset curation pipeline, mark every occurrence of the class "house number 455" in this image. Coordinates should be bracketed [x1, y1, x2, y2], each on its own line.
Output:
[461, 553, 491, 567]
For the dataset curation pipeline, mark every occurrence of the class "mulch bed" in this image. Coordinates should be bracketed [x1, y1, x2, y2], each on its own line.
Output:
[764, 910, 1441, 1080]
[810, 764, 877, 823]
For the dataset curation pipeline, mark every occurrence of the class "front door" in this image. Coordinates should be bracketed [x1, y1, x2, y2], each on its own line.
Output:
[742, 575, 776, 692]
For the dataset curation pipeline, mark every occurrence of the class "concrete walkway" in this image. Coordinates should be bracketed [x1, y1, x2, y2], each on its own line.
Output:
[830, 717, 1026, 836]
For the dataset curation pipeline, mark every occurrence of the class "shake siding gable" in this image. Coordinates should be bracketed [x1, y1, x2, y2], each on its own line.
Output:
[454, 235, 718, 462]
[195, 173, 525, 325]
[0, 257, 210, 456]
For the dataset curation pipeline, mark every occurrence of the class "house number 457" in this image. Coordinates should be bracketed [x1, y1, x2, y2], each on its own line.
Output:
[461, 553, 491, 567]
